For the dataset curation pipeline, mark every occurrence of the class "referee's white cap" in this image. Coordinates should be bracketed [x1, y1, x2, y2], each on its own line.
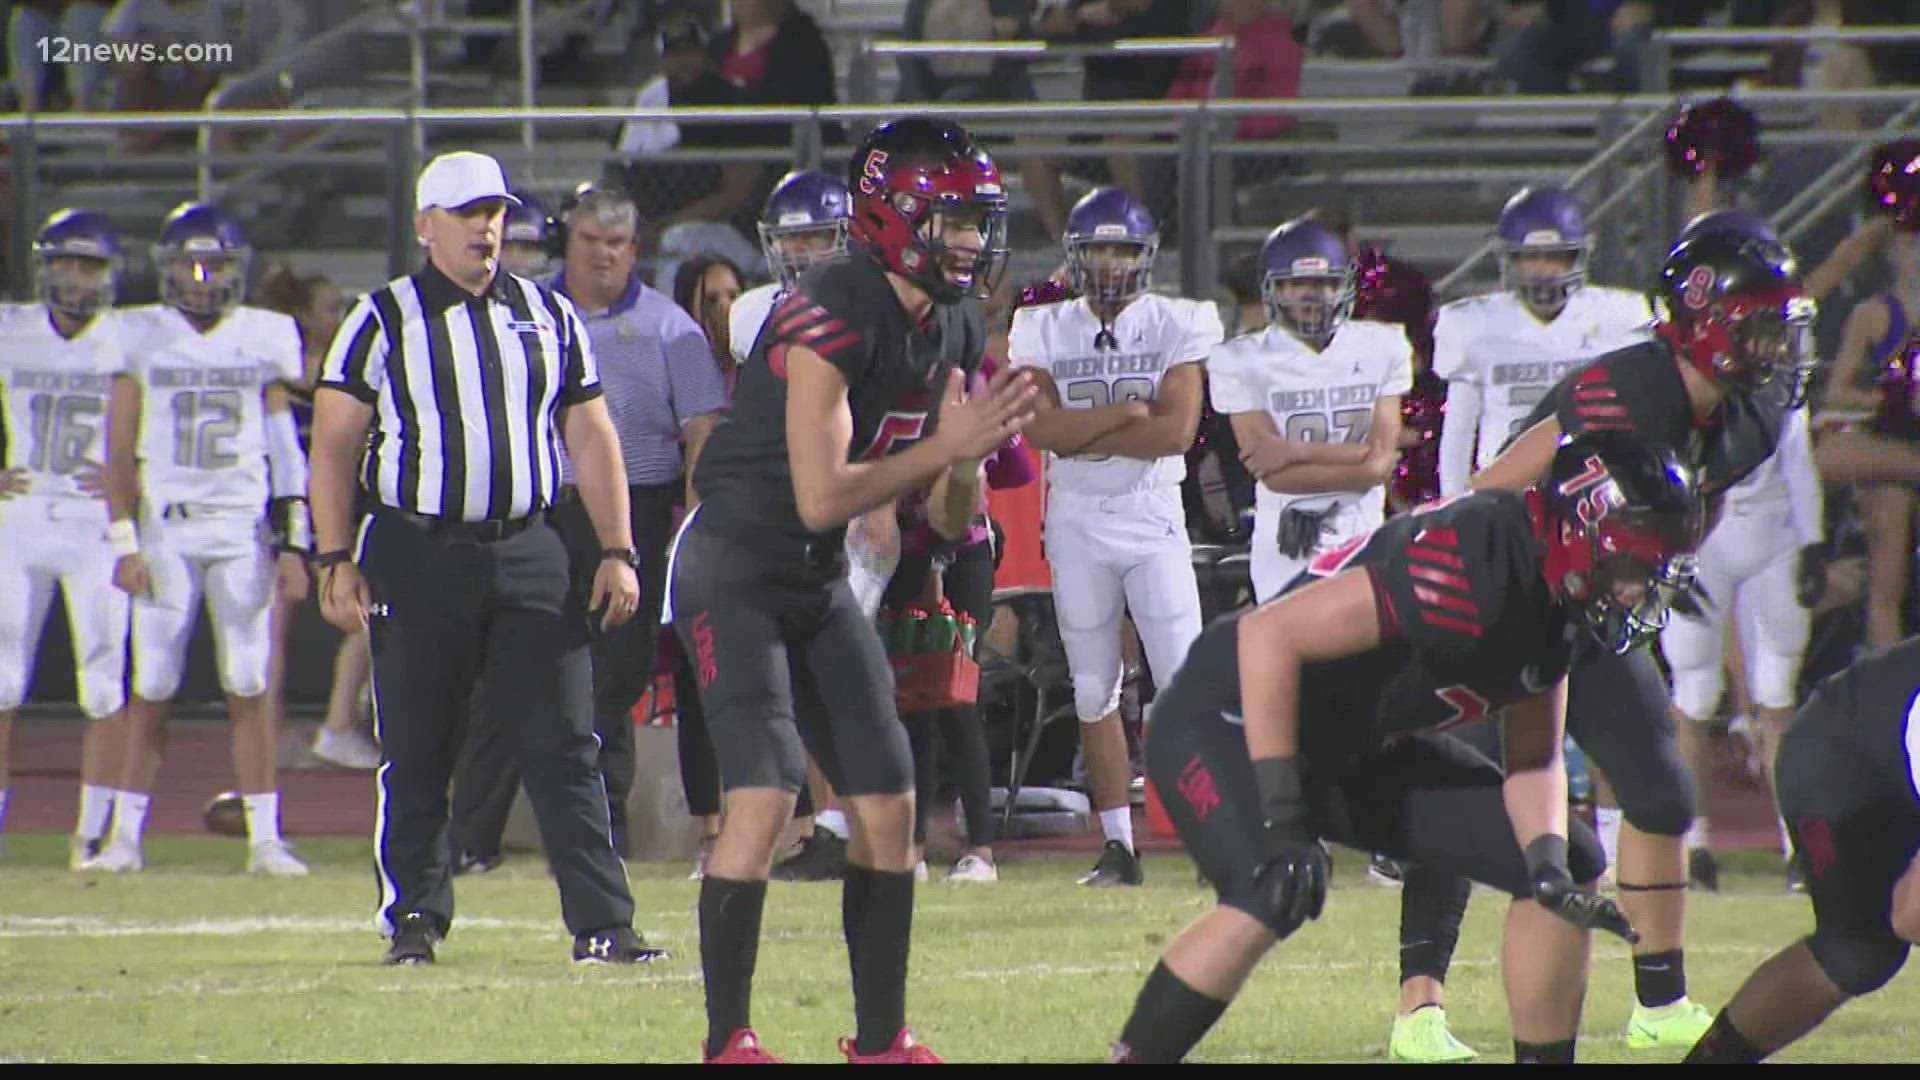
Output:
[416, 151, 523, 214]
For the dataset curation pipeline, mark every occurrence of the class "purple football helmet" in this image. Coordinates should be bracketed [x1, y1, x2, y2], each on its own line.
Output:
[1259, 218, 1352, 346]
[1496, 186, 1590, 316]
[156, 202, 250, 317]
[1064, 186, 1159, 307]
[759, 169, 852, 290]
[35, 208, 121, 319]
[1677, 207, 1778, 247]
[501, 193, 555, 277]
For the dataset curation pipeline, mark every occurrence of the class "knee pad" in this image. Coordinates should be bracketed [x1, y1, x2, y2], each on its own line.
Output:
[1749, 651, 1803, 711]
[1074, 671, 1124, 723]
[1809, 932, 1911, 997]
[1224, 882, 1309, 940]
[1568, 819, 1608, 887]
[131, 626, 189, 702]
[1619, 777, 1695, 838]
[218, 632, 272, 699]
[1669, 665, 1725, 723]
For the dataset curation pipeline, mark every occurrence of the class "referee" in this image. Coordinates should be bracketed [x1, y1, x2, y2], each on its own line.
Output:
[308, 150, 660, 966]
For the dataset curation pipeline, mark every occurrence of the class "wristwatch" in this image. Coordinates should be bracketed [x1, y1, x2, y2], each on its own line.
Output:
[600, 547, 640, 570]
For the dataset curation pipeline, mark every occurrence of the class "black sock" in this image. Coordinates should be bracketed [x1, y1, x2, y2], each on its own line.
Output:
[1682, 1008, 1767, 1064]
[1513, 1038, 1577, 1063]
[1398, 864, 1472, 985]
[699, 876, 767, 1055]
[1115, 961, 1230, 1064]
[843, 865, 915, 1056]
[1634, 948, 1687, 1008]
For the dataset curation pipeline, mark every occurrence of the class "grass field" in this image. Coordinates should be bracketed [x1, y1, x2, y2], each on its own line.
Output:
[1, 835, 1915, 1064]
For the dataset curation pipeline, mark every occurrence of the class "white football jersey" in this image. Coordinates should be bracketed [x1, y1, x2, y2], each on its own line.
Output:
[1433, 285, 1653, 464]
[1209, 318, 1414, 519]
[1009, 292, 1223, 495]
[729, 282, 780, 368]
[117, 304, 302, 512]
[0, 303, 122, 514]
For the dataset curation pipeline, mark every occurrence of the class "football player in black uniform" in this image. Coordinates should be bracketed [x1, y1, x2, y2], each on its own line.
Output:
[1685, 639, 1920, 1063]
[1113, 433, 1704, 1064]
[667, 116, 1036, 1065]
[1390, 229, 1816, 1049]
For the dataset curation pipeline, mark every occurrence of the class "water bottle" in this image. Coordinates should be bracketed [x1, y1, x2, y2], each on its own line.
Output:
[956, 613, 978, 657]
[927, 600, 959, 654]
[875, 608, 897, 653]
[896, 608, 929, 654]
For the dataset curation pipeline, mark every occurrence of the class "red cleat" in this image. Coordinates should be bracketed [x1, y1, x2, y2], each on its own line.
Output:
[703, 1028, 783, 1064]
[839, 1028, 943, 1064]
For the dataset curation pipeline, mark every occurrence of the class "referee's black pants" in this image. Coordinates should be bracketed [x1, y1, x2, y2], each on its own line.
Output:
[362, 508, 634, 938]
[448, 480, 678, 859]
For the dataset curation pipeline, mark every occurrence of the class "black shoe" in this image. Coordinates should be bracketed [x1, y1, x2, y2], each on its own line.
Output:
[451, 851, 504, 876]
[572, 926, 667, 964]
[384, 912, 442, 965]
[1367, 852, 1406, 888]
[771, 827, 848, 882]
[1688, 847, 1720, 892]
[1078, 840, 1144, 887]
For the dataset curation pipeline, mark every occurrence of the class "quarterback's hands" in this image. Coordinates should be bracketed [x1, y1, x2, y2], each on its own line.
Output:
[112, 553, 152, 598]
[319, 561, 377, 634]
[1525, 835, 1639, 943]
[590, 558, 640, 631]
[1251, 757, 1329, 927]
[934, 365, 1038, 463]
[0, 467, 29, 501]
[275, 552, 310, 603]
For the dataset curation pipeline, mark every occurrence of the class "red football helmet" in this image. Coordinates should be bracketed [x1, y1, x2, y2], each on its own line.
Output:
[1653, 230, 1814, 405]
[848, 116, 1009, 304]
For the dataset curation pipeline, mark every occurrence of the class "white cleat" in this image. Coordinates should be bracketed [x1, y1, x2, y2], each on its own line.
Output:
[913, 860, 929, 882]
[87, 839, 144, 873]
[248, 840, 310, 876]
[69, 833, 104, 871]
[311, 727, 381, 770]
[946, 854, 999, 883]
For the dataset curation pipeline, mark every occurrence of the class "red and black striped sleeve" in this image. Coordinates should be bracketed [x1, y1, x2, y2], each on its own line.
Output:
[763, 289, 867, 382]
[1554, 347, 1692, 443]
[1374, 504, 1515, 653]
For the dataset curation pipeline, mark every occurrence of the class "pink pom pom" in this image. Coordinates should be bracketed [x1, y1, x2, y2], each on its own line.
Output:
[1868, 138, 1920, 231]
[1664, 97, 1761, 181]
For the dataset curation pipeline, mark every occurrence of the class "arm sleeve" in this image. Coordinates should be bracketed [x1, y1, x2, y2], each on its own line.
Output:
[663, 317, 731, 426]
[1375, 502, 1512, 654]
[1206, 342, 1264, 415]
[1429, 303, 1476, 385]
[264, 407, 308, 499]
[553, 293, 603, 405]
[1778, 408, 1825, 547]
[316, 295, 388, 404]
[1437, 380, 1483, 497]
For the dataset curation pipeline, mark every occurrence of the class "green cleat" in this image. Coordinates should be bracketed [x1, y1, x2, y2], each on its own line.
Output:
[1626, 998, 1715, 1050]
[1389, 1007, 1479, 1063]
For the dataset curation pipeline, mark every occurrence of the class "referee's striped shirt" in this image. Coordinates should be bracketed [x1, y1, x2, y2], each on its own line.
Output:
[317, 260, 602, 522]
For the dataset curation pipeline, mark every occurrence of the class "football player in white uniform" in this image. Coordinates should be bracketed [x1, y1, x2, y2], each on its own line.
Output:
[98, 203, 311, 875]
[0, 209, 133, 869]
[1434, 186, 1653, 498]
[1011, 186, 1224, 887]
[1209, 218, 1412, 603]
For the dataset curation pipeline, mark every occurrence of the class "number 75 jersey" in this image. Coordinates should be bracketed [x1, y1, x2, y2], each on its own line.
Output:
[117, 305, 302, 513]
[0, 304, 121, 512]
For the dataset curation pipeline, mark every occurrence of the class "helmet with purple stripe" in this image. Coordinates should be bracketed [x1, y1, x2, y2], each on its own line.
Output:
[501, 193, 556, 277]
[1258, 217, 1352, 346]
[1496, 186, 1590, 316]
[759, 169, 852, 290]
[155, 201, 251, 317]
[34, 208, 121, 319]
[1064, 186, 1159, 307]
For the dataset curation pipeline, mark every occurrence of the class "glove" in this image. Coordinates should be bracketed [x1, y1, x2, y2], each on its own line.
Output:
[1274, 506, 1333, 560]
[1795, 543, 1830, 609]
[1250, 757, 1329, 927]
[1524, 835, 1639, 943]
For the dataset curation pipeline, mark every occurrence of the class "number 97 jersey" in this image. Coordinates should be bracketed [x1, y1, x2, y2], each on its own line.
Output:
[117, 304, 302, 514]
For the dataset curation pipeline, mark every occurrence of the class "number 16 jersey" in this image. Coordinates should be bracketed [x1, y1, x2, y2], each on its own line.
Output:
[0, 304, 121, 516]
[117, 304, 302, 514]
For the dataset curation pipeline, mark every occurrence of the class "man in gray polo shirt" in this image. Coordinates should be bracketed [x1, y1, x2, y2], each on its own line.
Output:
[449, 183, 728, 865]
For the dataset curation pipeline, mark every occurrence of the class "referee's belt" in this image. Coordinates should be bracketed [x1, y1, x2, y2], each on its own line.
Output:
[383, 507, 542, 543]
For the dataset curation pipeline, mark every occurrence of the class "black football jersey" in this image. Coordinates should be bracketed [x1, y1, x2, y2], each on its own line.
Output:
[1792, 637, 1920, 807]
[1510, 339, 1788, 499]
[1172, 491, 1576, 768]
[693, 256, 987, 553]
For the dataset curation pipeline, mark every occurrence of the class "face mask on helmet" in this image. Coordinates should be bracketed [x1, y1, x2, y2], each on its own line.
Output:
[1577, 549, 1697, 654]
[1672, 290, 1817, 405]
[1499, 239, 1589, 316]
[761, 220, 850, 291]
[1262, 272, 1350, 346]
[1543, 469, 1702, 654]
[1066, 235, 1157, 308]
[902, 195, 1008, 303]
[160, 247, 249, 317]
[500, 240, 551, 278]
[38, 253, 117, 319]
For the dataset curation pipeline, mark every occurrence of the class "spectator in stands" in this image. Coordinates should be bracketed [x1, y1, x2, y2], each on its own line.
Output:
[898, 0, 1070, 240]
[105, 0, 220, 150]
[1037, 0, 1188, 208]
[614, 17, 764, 297]
[11, 1, 112, 111]
[673, 252, 746, 388]
[716, 0, 836, 109]
[1337, 0, 1487, 59]
[1167, 0, 1304, 140]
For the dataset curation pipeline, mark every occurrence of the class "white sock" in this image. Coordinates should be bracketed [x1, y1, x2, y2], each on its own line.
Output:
[112, 790, 151, 847]
[815, 808, 850, 840]
[77, 784, 115, 840]
[1099, 807, 1135, 853]
[243, 792, 283, 846]
[1685, 815, 1710, 852]
[1777, 814, 1794, 860]
[1596, 806, 1623, 870]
